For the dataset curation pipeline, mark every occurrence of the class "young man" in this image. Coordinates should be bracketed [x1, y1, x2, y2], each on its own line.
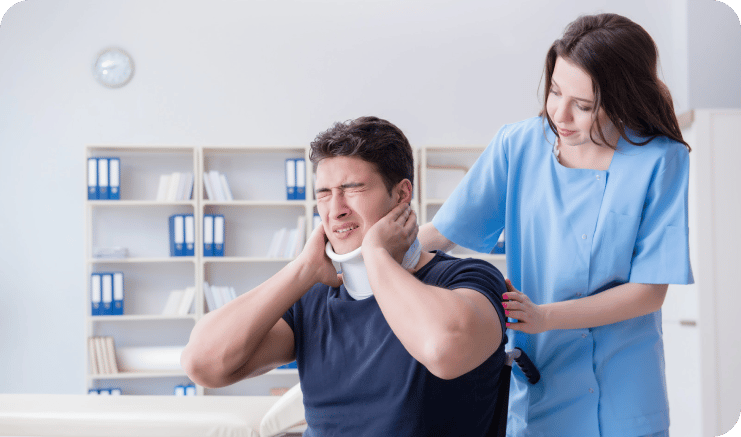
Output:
[181, 116, 508, 436]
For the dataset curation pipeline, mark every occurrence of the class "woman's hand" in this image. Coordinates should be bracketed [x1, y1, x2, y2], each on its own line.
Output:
[503, 279, 550, 334]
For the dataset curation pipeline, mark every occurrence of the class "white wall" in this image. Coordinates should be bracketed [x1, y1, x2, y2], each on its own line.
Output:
[0, 0, 737, 394]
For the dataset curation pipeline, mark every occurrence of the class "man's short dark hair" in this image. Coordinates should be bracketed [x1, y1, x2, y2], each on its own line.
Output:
[310, 116, 414, 193]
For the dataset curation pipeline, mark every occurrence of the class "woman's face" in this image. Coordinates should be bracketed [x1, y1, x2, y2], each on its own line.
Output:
[546, 56, 616, 148]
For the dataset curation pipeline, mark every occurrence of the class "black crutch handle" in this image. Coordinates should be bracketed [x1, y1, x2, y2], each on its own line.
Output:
[513, 347, 540, 384]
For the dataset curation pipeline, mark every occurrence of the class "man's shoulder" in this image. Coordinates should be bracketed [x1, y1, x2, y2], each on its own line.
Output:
[418, 251, 505, 287]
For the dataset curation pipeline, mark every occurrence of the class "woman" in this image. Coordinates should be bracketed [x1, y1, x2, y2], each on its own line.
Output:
[419, 13, 692, 437]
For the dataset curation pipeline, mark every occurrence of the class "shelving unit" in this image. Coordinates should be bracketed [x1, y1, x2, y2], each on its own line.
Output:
[418, 145, 506, 269]
[84, 144, 500, 396]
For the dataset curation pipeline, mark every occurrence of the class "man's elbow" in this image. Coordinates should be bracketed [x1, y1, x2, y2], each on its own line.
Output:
[181, 346, 229, 389]
[421, 333, 499, 381]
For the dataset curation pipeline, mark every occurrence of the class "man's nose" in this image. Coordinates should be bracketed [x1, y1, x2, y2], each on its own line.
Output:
[329, 191, 350, 219]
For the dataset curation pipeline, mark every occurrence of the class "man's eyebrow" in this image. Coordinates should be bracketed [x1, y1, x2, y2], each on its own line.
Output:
[551, 79, 594, 104]
[315, 182, 365, 193]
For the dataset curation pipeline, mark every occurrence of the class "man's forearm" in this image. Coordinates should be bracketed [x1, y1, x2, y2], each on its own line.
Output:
[181, 260, 315, 387]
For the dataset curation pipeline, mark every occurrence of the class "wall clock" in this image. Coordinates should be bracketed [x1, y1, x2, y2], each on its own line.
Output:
[93, 48, 134, 88]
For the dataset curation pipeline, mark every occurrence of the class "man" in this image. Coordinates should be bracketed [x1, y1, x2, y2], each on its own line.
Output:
[181, 116, 508, 436]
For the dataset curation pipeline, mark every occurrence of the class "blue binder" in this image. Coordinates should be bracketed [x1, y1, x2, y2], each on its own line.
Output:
[91, 273, 102, 316]
[184, 214, 195, 256]
[295, 158, 306, 200]
[97, 158, 109, 200]
[285, 159, 296, 200]
[213, 214, 225, 256]
[108, 157, 120, 200]
[88, 158, 98, 200]
[101, 273, 113, 316]
[112, 272, 124, 315]
[203, 214, 214, 256]
[169, 214, 185, 256]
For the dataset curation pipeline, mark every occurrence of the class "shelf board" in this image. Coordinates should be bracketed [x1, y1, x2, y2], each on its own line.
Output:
[202, 200, 309, 207]
[204, 257, 293, 263]
[88, 257, 196, 264]
[423, 199, 447, 205]
[90, 315, 197, 322]
[87, 200, 196, 207]
[88, 370, 188, 380]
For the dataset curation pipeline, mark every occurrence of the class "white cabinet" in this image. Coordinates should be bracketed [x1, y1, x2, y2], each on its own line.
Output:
[663, 109, 741, 437]
[85, 145, 306, 396]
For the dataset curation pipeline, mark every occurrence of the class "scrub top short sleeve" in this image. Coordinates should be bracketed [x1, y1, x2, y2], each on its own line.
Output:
[433, 125, 509, 253]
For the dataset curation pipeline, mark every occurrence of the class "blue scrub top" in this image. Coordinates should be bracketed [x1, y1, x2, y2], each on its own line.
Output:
[433, 116, 693, 437]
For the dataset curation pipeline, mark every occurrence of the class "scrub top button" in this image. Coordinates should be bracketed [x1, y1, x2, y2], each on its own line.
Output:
[582, 234, 587, 239]
[596, 175, 600, 180]
[582, 333, 587, 338]
[576, 292, 583, 297]
[589, 388, 595, 393]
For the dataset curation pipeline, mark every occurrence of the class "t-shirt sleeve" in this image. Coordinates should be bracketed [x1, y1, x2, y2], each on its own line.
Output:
[432, 125, 509, 253]
[629, 144, 694, 284]
[433, 258, 507, 338]
[281, 304, 296, 332]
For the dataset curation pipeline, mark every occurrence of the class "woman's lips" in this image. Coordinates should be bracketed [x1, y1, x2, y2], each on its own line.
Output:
[558, 128, 576, 137]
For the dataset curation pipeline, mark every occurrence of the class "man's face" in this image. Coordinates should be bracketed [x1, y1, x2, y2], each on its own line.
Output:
[315, 156, 398, 255]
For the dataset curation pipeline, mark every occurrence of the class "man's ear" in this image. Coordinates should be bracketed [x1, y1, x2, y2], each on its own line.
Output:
[394, 179, 413, 204]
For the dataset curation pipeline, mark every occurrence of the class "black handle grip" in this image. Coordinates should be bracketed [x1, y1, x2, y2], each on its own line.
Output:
[513, 347, 540, 384]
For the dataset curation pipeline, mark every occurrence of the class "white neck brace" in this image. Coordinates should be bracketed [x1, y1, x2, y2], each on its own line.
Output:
[325, 238, 422, 300]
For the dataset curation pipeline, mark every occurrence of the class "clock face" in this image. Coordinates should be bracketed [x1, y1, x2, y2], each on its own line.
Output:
[93, 48, 134, 88]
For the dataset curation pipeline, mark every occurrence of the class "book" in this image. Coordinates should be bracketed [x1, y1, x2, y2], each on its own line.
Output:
[100, 273, 113, 316]
[88, 337, 99, 375]
[203, 172, 214, 200]
[91, 273, 102, 316]
[104, 336, 119, 373]
[97, 158, 109, 199]
[213, 215, 225, 256]
[203, 214, 214, 256]
[87, 158, 98, 200]
[169, 214, 185, 256]
[112, 272, 124, 316]
[178, 286, 196, 315]
[295, 158, 306, 200]
[161, 290, 185, 316]
[285, 159, 296, 200]
[156, 174, 170, 201]
[203, 282, 216, 312]
[108, 158, 120, 200]
[219, 173, 233, 201]
[209, 171, 224, 201]
[184, 214, 195, 256]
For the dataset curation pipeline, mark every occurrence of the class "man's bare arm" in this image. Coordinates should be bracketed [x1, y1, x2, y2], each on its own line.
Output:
[181, 226, 340, 388]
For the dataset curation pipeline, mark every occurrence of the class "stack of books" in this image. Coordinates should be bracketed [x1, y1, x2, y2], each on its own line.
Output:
[161, 287, 197, 316]
[203, 170, 233, 201]
[88, 388, 122, 395]
[174, 384, 197, 396]
[156, 172, 194, 201]
[88, 336, 119, 375]
[168, 214, 195, 257]
[266, 216, 306, 259]
[91, 272, 124, 316]
[285, 158, 306, 200]
[203, 282, 237, 312]
[87, 157, 120, 200]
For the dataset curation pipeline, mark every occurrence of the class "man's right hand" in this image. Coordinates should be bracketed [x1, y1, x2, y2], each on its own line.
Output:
[295, 224, 343, 288]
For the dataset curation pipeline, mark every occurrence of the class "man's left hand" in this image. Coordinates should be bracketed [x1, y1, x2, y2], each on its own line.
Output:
[362, 203, 418, 264]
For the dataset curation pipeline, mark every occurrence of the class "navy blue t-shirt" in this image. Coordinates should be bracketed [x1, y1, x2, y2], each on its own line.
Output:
[282, 251, 508, 437]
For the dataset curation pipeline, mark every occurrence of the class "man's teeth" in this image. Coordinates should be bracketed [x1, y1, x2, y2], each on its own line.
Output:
[336, 226, 357, 233]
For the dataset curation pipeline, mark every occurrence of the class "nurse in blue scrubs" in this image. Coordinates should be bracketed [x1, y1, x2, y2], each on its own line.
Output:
[419, 13, 692, 437]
